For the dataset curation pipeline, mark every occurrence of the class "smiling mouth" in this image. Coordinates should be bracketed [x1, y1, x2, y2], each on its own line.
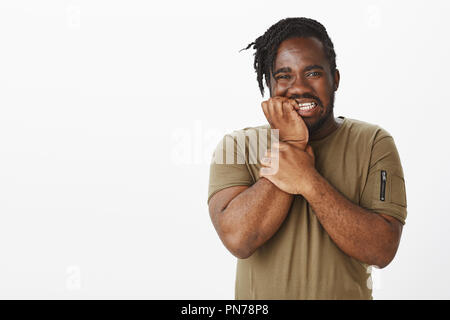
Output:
[297, 101, 318, 111]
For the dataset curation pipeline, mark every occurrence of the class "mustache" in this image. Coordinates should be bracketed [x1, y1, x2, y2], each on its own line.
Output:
[289, 93, 323, 107]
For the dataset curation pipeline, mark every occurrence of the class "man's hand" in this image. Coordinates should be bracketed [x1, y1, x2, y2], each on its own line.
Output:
[260, 142, 317, 195]
[261, 97, 308, 149]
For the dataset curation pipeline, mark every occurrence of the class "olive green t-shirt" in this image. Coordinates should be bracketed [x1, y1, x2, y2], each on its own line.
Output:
[207, 116, 407, 300]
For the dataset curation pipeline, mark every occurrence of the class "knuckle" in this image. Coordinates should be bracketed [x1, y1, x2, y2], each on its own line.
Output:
[273, 100, 282, 108]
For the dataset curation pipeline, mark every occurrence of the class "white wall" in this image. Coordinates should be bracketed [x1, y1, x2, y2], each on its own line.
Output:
[0, 0, 448, 299]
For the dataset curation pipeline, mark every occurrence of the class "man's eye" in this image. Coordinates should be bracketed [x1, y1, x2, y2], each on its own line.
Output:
[276, 75, 291, 80]
[306, 71, 321, 77]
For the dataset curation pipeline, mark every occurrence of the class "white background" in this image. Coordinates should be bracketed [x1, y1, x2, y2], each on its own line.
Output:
[0, 0, 449, 299]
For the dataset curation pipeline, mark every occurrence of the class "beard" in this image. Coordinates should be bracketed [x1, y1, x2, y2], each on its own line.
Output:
[305, 91, 335, 135]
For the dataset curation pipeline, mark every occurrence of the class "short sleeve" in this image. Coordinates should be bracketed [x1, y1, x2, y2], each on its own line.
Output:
[207, 134, 254, 204]
[360, 130, 407, 225]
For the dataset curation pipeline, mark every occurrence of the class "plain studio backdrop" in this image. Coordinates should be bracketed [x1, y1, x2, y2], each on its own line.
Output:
[0, 0, 449, 299]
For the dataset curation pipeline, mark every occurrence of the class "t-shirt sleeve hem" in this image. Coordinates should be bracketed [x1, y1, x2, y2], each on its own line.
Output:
[207, 182, 253, 205]
[374, 210, 406, 225]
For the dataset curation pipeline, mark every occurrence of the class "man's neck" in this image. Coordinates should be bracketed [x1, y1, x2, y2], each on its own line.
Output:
[309, 114, 343, 141]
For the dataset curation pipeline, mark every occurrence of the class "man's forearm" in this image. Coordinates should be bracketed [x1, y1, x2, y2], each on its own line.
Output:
[219, 177, 293, 259]
[303, 171, 400, 268]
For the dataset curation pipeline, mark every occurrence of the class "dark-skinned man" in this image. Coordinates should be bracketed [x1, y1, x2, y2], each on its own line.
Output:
[207, 17, 407, 300]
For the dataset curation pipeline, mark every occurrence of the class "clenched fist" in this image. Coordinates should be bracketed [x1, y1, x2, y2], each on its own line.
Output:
[261, 97, 309, 149]
[260, 141, 317, 195]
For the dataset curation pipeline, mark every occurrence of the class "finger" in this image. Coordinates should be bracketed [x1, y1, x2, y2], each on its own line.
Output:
[288, 101, 309, 142]
[289, 99, 300, 111]
[281, 100, 292, 117]
[272, 97, 284, 117]
[267, 98, 276, 122]
[261, 101, 270, 121]
[271, 96, 287, 101]
[289, 100, 304, 119]
[272, 96, 289, 102]
[286, 100, 303, 123]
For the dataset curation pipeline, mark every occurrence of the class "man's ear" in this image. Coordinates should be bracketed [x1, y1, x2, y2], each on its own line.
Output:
[334, 69, 340, 91]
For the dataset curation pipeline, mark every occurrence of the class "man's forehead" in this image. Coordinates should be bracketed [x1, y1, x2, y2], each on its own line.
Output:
[274, 37, 327, 68]
[277, 36, 324, 52]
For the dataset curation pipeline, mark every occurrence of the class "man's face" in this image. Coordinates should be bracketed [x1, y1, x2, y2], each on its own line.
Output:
[270, 37, 339, 134]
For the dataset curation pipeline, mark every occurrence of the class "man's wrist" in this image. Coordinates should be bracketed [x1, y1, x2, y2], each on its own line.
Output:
[282, 140, 308, 150]
[297, 169, 321, 198]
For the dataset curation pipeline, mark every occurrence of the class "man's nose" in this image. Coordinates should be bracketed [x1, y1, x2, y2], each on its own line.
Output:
[287, 75, 312, 96]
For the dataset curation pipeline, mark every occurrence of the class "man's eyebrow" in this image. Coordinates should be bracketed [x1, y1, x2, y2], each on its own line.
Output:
[272, 65, 325, 77]
[303, 65, 324, 72]
[272, 67, 292, 77]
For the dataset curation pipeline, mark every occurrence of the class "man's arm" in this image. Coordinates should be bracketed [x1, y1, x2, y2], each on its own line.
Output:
[260, 141, 403, 268]
[303, 171, 403, 269]
[208, 97, 309, 259]
[208, 177, 293, 259]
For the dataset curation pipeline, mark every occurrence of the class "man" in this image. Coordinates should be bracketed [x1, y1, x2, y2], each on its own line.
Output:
[207, 17, 407, 300]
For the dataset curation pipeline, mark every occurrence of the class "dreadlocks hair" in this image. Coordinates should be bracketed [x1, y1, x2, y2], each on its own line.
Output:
[241, 17, 337, 97]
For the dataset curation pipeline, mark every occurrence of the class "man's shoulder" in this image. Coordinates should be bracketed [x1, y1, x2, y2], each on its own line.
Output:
[343, 117, 392, 143]
[222, 118, 394, 145]
[218, 124, 272, 159]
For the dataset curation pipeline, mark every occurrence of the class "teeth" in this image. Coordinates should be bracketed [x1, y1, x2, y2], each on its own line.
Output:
[298, 102, 317, 111]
